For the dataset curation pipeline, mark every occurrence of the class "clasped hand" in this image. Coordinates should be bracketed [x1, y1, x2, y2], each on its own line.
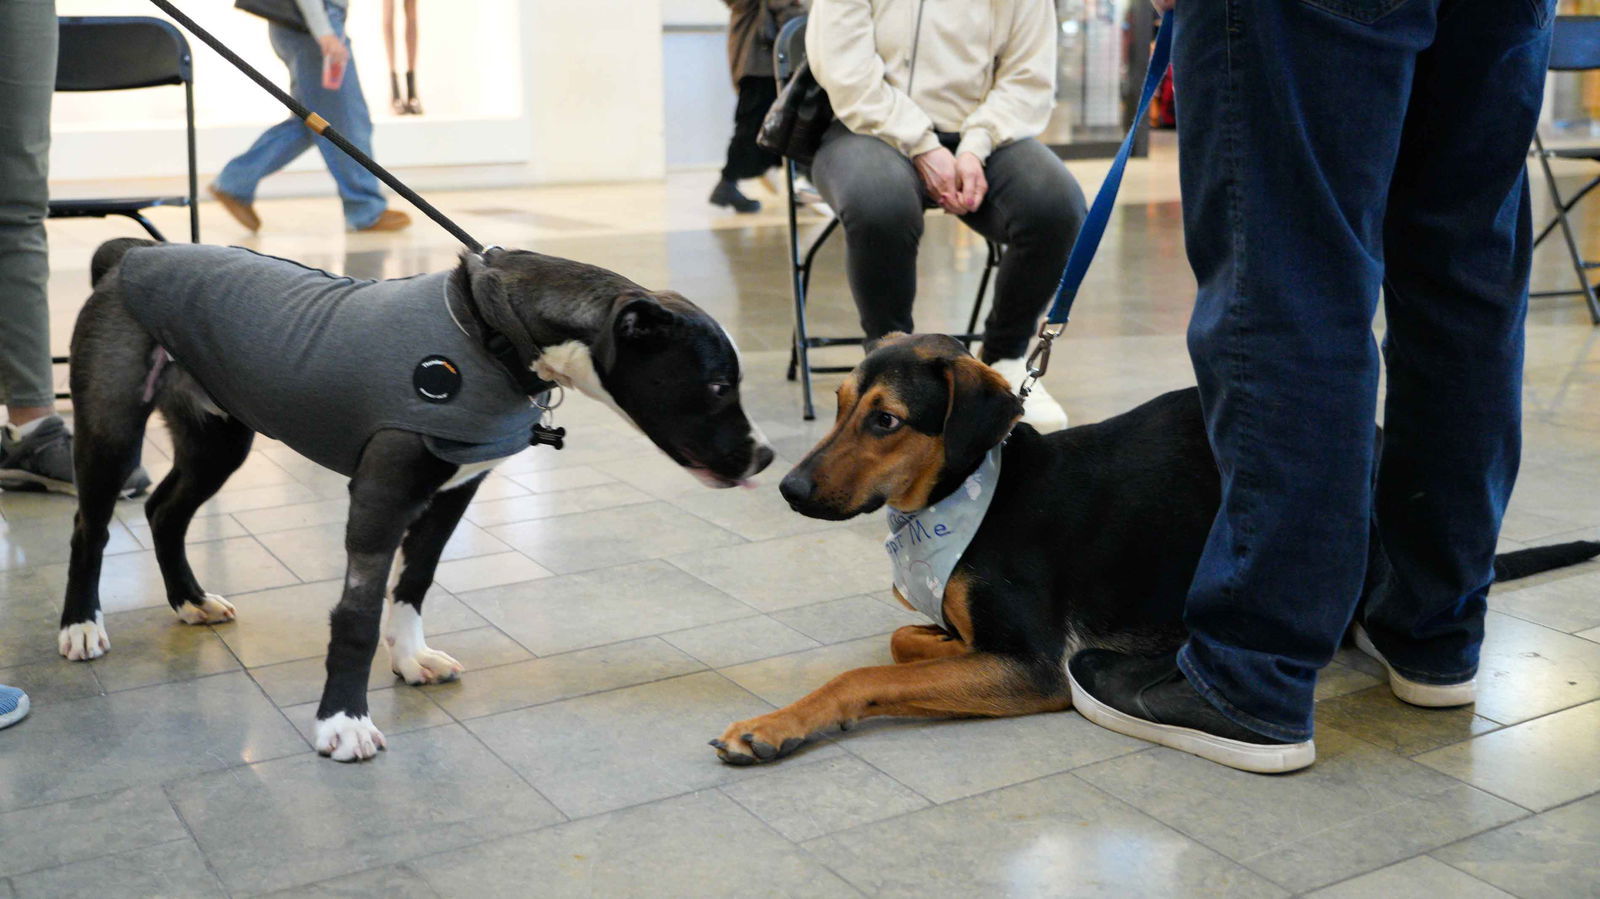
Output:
[913, 147, 987, 216]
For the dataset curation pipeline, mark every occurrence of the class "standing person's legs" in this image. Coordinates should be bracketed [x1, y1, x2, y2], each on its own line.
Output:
[0, 0, 59, 424]
[712, 76, 780, 213]
[1069, 0, 1437, 770]
[1361, 3, 1554, 693]
[722, 76, 780, 182]
[957, 137, 1086, 362]
[810, 125, 926, 345]
[286, 6, 388, 230]
[213, 24, 319, 212]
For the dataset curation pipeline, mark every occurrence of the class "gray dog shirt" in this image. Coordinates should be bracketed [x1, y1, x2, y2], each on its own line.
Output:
[118, 244, 541, 477]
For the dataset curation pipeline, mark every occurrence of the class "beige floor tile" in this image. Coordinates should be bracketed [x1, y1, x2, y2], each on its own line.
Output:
[1474, 611, 1600, 726]
[1491, 564, 1600, 633]
[423, 636, 703, 720]
[1415, 700, 1600, 812]
[463, 482, 651, 528]
[803, 771, 1284, 897]
[486, 501, 745, 574]
[668, 528, 888, 612]
[1315, 686, 1501, 756]
[457, 559, 751, 656]
[660, 614, 820, 668]
[34, 536, 299, 614]
[1432, 793, 1600, 899]
[1075, 728, 1525, 893]
[719, 755, 931, 842]
[431, 550, 552, 594]
[1304, 856, 1511, 899]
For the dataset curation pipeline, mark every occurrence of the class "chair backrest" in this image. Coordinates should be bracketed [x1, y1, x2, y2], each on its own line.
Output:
[56, 16, 192, 91]
[775, 15, 808, 82]
[1550, 15, 1600, 72]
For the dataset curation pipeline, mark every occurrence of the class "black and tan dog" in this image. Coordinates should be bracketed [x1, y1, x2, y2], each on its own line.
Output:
[63, 238, 772, 761]
[711, 333, 1598, 764]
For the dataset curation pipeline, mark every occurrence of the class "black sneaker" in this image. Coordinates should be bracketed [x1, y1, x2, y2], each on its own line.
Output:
[709, 178, 761, 214]
[0, 416, 151, 498]
[1067, 648, 1315, 773]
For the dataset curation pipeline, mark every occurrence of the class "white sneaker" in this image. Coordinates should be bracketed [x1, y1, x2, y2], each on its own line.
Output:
[1351, 622, 1476, 708]
[987, 357, 1069, 433]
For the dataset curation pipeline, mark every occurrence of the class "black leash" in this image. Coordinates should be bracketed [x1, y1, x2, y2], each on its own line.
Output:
[147, 0, 484, 253]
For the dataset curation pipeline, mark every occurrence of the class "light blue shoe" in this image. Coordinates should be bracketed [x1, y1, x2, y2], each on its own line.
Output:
[0, 684, 30, 730]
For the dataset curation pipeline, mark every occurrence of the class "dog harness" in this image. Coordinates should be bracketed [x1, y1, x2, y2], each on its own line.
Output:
[884, 443, 1003, 630]
[118, 244, 542, 477]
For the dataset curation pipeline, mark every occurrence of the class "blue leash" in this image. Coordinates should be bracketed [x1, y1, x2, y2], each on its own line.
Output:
[1020, 16, 1173, 397]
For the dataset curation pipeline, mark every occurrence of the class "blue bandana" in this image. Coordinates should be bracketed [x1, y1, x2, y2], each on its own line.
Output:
[884, 443, 1003, 630]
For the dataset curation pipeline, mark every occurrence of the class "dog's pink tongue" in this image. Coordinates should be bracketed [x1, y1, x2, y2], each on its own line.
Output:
[740, 479, 758, 490]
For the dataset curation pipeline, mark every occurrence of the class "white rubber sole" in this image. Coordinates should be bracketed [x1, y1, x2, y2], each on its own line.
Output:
[1351, 623, 1476, 708]
[0, 692, 30, 730]
[1067, 670, 1315, 774]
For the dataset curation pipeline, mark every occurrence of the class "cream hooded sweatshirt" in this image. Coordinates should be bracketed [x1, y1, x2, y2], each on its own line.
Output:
[806, 0, 1057, 162]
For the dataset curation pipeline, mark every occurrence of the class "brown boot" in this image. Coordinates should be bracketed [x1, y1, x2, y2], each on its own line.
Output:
[355, 209, 412, 232]
[208, 183, 260, 231]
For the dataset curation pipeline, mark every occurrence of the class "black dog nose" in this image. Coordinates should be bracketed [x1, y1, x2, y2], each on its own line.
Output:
[752, 443, 776, 475]
[779, 469, 814, 505]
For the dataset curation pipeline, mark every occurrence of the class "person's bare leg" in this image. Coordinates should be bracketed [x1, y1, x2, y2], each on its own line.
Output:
[382, 0, 403, 114]
[6, 405, 51, 427]
[402, 0, 422, 115]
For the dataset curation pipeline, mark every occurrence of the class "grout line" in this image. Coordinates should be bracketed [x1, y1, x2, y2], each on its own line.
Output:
[158, 787, 235, 898]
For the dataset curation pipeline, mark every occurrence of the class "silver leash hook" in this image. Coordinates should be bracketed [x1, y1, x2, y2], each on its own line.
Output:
[1017, 322, 1065, 399]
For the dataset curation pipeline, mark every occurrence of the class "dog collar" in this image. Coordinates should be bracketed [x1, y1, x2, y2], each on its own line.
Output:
[884, 442, 1004, 630]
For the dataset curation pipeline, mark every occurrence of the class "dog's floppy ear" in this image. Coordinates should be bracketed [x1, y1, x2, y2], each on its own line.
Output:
[612, 293, 678, 345]
[463, 252, 537, 351]
[940, 356, 1023, 477]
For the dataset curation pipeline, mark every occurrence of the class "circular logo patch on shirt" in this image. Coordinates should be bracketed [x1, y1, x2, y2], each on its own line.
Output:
[413, 356, 461, 403]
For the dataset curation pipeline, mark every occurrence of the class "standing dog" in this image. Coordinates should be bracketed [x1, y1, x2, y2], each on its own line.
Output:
[711, 334, 1597, 763]
[63, 239, 772, 761]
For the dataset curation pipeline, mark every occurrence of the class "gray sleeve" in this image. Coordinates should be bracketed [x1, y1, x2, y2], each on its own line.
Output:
[295, 0, 335, 38]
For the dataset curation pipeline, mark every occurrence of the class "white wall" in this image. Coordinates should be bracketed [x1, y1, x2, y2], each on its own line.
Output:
[48, 0, 666, 189]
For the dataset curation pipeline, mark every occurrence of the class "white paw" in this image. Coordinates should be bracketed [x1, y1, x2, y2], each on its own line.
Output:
[391, 647, 464, 685]
[58, 614, 110, 661]
[174, 593, 237, 625]
[314, 712, 387, 762]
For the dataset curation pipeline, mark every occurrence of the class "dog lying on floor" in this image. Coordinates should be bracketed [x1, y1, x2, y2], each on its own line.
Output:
[710, 333, 1598, 764]
[62, 238, 773, 761]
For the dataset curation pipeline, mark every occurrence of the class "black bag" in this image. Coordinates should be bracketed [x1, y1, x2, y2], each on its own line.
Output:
[757, 60, 833, 166]
[234, 0, 309, 33]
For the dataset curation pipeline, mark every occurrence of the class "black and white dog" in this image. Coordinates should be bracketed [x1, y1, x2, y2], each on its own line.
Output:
[61, 238, 773, 761]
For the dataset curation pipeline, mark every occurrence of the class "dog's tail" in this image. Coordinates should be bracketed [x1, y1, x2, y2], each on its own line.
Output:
[1495, 540, 1600, 583]
[90, 237, 160, 287]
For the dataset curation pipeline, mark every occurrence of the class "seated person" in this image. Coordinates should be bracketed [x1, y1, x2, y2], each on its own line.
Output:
[807, 0, 1085, 430]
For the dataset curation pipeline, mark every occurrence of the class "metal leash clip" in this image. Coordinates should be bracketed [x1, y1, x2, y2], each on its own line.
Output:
[1018, 321, 1065, 399]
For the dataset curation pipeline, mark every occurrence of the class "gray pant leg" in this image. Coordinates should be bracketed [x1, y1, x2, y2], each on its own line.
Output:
[0, 0, 58, 408]
[958, 137, 1086, 361]
[810, 124, 926, 343]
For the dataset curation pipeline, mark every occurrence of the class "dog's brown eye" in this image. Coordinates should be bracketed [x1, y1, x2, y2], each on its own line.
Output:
[873, 411, 902, 432]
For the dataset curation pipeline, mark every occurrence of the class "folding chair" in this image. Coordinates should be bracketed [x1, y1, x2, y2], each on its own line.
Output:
[775, 15, 1003, 420]
[1531, 14, 1600, 325]
[49, 15, 201, 399]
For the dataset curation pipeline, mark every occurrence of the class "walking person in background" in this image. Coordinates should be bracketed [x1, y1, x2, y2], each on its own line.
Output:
[210, 0, 411, 233]
[382, 0, 423, 115]
[709, 0, 807, 214]
[0, 0, 149, 498]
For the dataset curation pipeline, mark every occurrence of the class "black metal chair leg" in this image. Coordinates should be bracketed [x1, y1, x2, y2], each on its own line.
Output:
[963, 240, 1002, 350]
[125, 211, 168, 242]
[784, 160, 818, 420]
[1536, 134, 1600, 324]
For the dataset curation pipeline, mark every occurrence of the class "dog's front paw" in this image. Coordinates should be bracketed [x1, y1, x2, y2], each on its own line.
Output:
[391, 647, 463, 685]
[174, 593, 237, 625]
[711, 714, 810, 766]
[58, 615, 110, 661]
[314, 712, 387, 762]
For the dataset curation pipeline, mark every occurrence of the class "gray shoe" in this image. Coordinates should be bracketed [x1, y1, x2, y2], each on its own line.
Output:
[0, 416, 151, 498]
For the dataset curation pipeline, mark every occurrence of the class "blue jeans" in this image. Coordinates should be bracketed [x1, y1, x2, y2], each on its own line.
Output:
[1172, 0, 1554, 741]
[215, 4, 386, 229]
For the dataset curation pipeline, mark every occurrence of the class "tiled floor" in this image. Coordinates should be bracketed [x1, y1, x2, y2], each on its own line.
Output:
[3, 148, 1600, 896]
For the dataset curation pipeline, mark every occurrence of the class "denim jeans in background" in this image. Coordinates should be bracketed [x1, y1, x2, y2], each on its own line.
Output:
[1171, 0, 1554, 741]
[215, 3, 386, 230]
